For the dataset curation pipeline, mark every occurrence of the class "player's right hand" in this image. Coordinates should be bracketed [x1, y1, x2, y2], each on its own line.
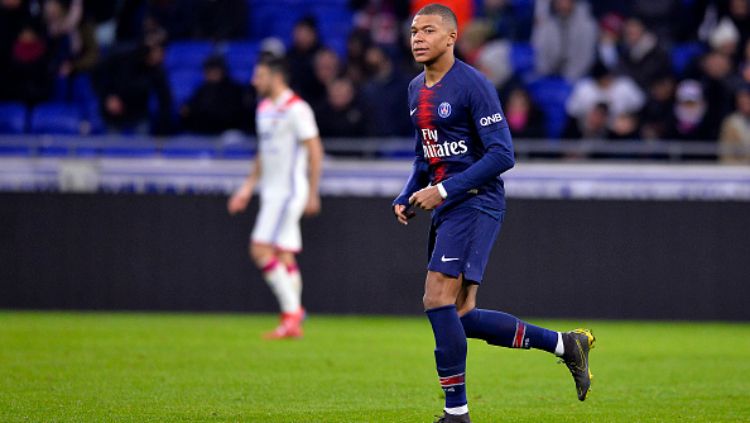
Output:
[393, 204, 416, 226]
[227, 190, 251, 215]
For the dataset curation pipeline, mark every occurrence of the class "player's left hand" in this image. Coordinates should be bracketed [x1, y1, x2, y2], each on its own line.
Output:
[409, 186, 443, 211]
[304, 194, 321, 216]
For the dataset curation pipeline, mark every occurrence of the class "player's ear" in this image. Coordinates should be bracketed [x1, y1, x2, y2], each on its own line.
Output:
[447, 30, 457, 47]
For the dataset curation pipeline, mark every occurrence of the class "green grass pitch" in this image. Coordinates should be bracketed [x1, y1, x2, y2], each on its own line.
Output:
[1, 312, 749, 422]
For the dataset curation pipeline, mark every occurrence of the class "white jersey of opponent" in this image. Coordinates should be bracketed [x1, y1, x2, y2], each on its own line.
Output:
[255, 89, 318, 201]
[251, 89, 318, 252]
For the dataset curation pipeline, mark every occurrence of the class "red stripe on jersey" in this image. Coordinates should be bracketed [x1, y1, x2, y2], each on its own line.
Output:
[417, 87, 447, 183]
[283, 94, 302, 108]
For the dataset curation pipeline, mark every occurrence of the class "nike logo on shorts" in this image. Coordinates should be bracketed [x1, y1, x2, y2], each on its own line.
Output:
[410, 108, 418, 116]
[441, 255, 460, 262]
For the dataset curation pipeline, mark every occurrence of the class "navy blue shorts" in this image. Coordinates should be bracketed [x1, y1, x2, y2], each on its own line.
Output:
[427, 206, 505, 284]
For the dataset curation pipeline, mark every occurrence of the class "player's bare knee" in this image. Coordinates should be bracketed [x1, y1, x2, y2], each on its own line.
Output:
[250, 243, 275, 267]
[455, 283, 478, 316]
[276, 251, 296, 267]
[423, 272, 460, 309]
[423, 292, 449, 310]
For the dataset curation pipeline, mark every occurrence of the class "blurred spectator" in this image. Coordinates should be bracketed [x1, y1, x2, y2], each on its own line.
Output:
[82, 0, 118, 48]
[699, 51, 743, 139]
[640, 73, 676, 140]
[563, 102, 609, 140]
[314, 78, 366, 138]
[308, 48, 342, 106]
[344, 29, 371, 86]
[630, 0, 680, 43]
[360, 45, 411, 137]
[708, 17, 741, 64]
[116, 0, 172, 46]
[665, 79, 712, 141]
[479, 0, 532, 41]
[43, 0, 98, 77]
[533, 0, 598, 82]
[0, 0, 32, 100]
[608, 112, 641, 140]
[456, 20, 492, 65]
[565, 62, 645, 126]
[351, 0, 407, 52]
[7, 23, 52, 104]
[259, 37, 286, 60]
[180, 55, 251, 135]
[725, 0, 750, 61]
[619, 17, 671, 91]
[143, 0, 192, 41]
[596, 13, 624, 71]
[93, 43, 172, 134]
[504, 87, 546, 139]
[475, 39, 513, 92]
[288, 16, 323, 103]
[719, 85, 750, 163]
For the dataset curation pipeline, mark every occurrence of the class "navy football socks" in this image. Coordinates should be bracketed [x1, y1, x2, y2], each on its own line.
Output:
[460, 308, 558, 353]
[426, 305, 468, 410]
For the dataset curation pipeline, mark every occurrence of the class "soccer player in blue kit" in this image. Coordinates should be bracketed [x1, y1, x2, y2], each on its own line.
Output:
[393, 5, 596, 422]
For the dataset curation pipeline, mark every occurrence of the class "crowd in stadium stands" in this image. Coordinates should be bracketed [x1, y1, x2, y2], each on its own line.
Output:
[0, 0, 749, 161]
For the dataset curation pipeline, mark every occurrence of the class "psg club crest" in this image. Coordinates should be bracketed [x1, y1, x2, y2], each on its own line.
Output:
[438, 102, 452, 118]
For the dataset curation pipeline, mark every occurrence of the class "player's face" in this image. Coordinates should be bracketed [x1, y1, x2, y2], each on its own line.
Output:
[252, 65, 273, 98]
[410, 14, 456, 65]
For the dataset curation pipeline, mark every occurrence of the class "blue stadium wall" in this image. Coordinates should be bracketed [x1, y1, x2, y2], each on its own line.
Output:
[1, 193, 748, 320]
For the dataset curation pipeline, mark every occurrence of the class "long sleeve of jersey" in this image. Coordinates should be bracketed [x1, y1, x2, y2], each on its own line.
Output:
[393, 135, 430, 206]
[440, 78, 515, 198]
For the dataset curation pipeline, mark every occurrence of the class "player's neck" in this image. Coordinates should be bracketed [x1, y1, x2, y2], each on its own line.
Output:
[424, 55, 455, 88]
[268, 85, 290, 102]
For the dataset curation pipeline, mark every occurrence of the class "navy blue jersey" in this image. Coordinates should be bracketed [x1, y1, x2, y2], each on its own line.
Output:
[394, 59, 515, 216]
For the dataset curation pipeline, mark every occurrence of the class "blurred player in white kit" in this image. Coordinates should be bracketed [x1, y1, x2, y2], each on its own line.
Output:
[228, 55, 324, 339]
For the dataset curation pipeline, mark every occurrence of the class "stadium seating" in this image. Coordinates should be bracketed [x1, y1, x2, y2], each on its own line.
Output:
[168, 69, 204, 107]
[0, 103, 28, 134]
[222, 41, 260, 83]
[672, 42, 706, 76]
[247, 1, 304, 43]
[165, 41, 215, 71]
[30, 102, 83, 135]
[527, 77, 573, 139]
[246, 0, 351, 56]
[510, 42, 535, 79]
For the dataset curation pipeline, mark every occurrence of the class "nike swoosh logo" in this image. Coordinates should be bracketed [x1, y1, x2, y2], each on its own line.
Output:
[441, 255, 459, 262]
[410, 108, 418, 116]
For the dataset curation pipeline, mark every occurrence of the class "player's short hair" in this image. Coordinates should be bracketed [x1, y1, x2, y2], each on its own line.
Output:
[257, 53, 289, 81]
[415, 3, 458, 30]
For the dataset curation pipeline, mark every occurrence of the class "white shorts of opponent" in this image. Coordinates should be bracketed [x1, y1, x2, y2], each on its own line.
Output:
[251, 196, 306, 253]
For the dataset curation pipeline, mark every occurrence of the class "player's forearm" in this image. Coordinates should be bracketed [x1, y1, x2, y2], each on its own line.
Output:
[240, 155, 260, 194]
[441, 134, 514, 198]
[306, 137, 324, 195]
[394, 157, 429, 206]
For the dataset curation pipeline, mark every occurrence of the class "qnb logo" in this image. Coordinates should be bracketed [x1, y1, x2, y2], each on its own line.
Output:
[479, 113, 504, 127]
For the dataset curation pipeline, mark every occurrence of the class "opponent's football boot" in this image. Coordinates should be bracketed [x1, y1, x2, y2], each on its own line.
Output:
[263, 309, 304, 339]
